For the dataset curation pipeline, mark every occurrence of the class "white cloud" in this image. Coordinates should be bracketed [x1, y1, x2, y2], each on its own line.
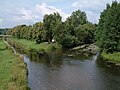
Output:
[86, 11, 100, 23]
[0, 19, 3, 23]
[19, 8, 33, 20]
[72, 2, 79, 7]
[36, 3, 70, 21]
[72, 0, 107, 9]
[72, 0, 112, 23]
[13, 8, 40, 23]
[12, 3, 70, 23]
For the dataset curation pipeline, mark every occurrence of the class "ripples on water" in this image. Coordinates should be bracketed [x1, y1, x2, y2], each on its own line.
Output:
[22, 51, 120, 90]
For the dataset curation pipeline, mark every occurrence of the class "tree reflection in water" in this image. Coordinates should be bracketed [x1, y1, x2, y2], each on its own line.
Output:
[28, 52, 63, 70]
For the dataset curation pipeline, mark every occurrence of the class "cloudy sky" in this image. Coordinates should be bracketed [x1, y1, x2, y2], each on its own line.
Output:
[0, 0, 120, 28]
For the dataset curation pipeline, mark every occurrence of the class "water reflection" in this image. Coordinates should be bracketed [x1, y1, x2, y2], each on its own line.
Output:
[28, 52, 63, 70]
[22, 52, 120, 90]
[13, 45, 120, 90]
[96, 55, 120, 76]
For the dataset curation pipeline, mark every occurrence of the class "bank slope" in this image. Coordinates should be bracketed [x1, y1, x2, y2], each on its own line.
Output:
[0, 40, 28, 90]
[101, 51, 120, 66]
[7, 38, 62, 53]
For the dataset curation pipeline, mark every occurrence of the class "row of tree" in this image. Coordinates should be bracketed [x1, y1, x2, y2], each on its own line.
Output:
[6, 10, 96, 48]
[6, 1, 120, 53]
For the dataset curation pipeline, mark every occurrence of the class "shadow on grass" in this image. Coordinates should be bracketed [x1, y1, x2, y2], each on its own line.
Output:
[0, 48, 6, 51]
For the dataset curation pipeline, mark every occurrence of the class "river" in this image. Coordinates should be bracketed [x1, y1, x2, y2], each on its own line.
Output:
[5, 39, 120, 90]
[16, 49, 120, 90]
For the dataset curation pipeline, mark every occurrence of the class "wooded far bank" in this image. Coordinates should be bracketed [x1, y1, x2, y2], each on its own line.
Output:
[5, 1, 120, 64]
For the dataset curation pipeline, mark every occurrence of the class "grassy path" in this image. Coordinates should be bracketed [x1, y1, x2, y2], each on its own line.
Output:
[0, 40, 28, 90]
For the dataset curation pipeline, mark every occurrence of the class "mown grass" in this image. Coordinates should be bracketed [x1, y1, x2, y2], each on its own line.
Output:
[0, 40, 28, 90]
[10, 38, 62, 52]
[101, 51, 120, 64]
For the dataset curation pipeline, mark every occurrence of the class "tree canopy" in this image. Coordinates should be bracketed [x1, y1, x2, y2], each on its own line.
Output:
[96, 1, 120, 53]
[6, 10, 96, 48]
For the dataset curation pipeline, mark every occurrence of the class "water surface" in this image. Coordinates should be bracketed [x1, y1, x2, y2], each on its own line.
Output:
[22, 52, 120, 90]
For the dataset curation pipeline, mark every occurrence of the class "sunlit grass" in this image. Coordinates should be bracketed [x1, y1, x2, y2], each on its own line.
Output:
[0, 40, 28, 90]
[11, 38, 62, 52]
[101, 51, 120, 64]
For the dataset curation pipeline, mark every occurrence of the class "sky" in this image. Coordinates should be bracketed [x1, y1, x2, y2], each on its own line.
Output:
[0, 0, 120, 28]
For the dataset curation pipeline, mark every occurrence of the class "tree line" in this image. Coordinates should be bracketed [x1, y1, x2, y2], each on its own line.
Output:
[0, 28, 9, 35]
[6, 10, 96, 48]
[7, 1, 120, 53]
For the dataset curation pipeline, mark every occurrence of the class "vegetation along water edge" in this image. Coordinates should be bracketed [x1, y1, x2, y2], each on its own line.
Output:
[5, 1, 120, 66]
[0, 40, 29, 90]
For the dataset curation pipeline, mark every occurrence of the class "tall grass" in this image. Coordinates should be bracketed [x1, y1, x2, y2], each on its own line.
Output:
[101, 51, 120, 64]
[0, 40, 28, 90]
[9, 38, 62, 52]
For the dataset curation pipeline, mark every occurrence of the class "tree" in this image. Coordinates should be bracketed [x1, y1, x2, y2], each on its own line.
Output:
[65, 10, 88, 36]
[75, 23, 96, 44]
[96, 1, 120, 53]
[43, 12, 62, 43]
[60, 10, 88, 47]
[33, 22, 43, 44]
[6, 9, 96, 48]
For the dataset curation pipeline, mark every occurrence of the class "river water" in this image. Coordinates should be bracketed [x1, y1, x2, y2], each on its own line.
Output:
[18, 50, 120, 90]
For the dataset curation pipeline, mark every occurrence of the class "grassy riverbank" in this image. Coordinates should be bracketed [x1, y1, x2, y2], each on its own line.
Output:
[0, 40, 28, 90]
[8, 38, 62, 53]
[101, 51, 120, 64]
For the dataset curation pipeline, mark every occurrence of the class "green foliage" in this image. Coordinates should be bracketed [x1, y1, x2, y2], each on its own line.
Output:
[33, 22, 43, 43]
[53, 22, 65, 43]
[6, 23, 43, 42]
[96, 1, 120, 53]
[6, 10, 96, 48]
[64, 10, 87, 36]
[60, 35, 76, 48]
[0, 40, 28, 90]
[75, 23, 96, 44]
[11, 38, 62, 52]
[56, 10, 91, 47]
[101, 51, 120, 63]
[43, 12, 62, 42]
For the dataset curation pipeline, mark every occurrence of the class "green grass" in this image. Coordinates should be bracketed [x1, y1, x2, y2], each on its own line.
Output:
[10, 38, 62, 52]
[0, 40, 28, 90]
[101, 51, 120, 64]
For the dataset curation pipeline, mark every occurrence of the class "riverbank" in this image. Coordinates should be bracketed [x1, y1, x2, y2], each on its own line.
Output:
[71, 43, 99, 56]
[7, 38, 100, 56]
[7, 38, 62, 53]
[0, 40, 28, 90]
[100, 51, 120, 66]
